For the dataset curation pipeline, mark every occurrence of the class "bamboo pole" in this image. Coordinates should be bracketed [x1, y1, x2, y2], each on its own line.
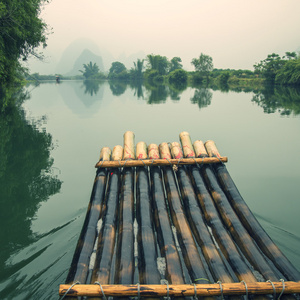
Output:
[91, 147, 121, 285]
[148, 144, 185, 285]
[201, 164, 281, 281]
[136, 142, 161, 284]
[114, 132, 135, 285]
[208, 141, 300, 281]
[189, 164, 259, 283]
[59, 281, 300, 297]
[95, 157, 228, 168]
[65, 148, 109, 285]
[159, 143, 212, 284]
[173, 139, 235, 284]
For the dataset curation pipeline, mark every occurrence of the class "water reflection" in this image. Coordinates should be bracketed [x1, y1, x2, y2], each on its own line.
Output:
[82, 80, 103, 96]
[109, 80, 127, 96]
[190, 88, 213, 109]
[0, 90, 62, 282]
[58, 81, 104, 117]
[129, 81, 144, 99]
[252, 86, 300, 116]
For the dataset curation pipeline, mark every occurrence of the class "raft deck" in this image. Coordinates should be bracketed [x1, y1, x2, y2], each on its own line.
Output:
[59, 132, 300, 298]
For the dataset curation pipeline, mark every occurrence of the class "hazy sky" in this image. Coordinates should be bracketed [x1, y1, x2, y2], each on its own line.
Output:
[29, 0, 300, 73]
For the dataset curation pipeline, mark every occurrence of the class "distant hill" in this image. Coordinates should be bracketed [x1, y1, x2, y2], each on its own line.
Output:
[55, 38, 114, 75]
[54, 38, 145, 75]
[65, 49, 105, 76]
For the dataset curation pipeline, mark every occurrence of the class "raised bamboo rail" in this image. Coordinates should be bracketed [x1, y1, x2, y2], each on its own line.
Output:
[61, 131, 300, 298]
[95, 156, 227, 168]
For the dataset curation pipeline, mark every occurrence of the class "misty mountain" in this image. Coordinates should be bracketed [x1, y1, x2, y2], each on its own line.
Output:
[55, 38, 115, 75]
[65, 49, 105, 76]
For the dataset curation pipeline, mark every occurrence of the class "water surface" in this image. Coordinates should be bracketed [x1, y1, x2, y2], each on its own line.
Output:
[0, 81, 299, 299]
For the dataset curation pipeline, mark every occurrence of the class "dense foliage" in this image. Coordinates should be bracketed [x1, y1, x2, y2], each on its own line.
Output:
[79, 61, 105, 80]
[0, 0, 48, 86]
[254, 52, 300, 86]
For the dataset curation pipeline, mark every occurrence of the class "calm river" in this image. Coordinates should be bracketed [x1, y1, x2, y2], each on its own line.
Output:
[0, 80, 300, 299]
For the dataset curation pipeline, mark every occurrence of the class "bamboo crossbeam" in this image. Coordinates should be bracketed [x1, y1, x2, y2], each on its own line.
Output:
[59, 281, 300, 297]
[95, 157, 228, 168]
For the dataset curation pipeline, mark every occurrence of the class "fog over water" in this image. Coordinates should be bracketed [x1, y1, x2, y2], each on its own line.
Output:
[27, 0, 300, 74]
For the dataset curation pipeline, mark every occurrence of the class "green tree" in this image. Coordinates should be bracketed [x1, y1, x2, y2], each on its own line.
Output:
[108, 61, 128, 80]
[146, 54, 169, 75]
[169, 57, 183, 73]
[254, 53, 285, 84]
[79, 62, 103, 79]
[0, 0, 48, 87]
[168, 69, 188, 86]
[191, 53, 214, 82]
[275, 56, 300, 86]
[130, 59, 144, 80]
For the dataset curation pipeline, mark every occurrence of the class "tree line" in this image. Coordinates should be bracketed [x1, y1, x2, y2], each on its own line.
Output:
[1, 0, 299, 110]
[77, 51, 300, 88]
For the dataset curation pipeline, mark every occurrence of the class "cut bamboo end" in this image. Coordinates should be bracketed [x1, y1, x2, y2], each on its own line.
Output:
[99, 147, 111, 161]
[123, 131, 135, 160]
[170, 142, 183, 159]
[193, 140, 208, 158]
[95, 132, 227, 168]
[179, 131, 195, 158]
[136, 141, 148, 160]
[205, 140, 221, 158]
[59, 281, 300, 297]
[148, 144, 160, 159]
[112, 145, 123, 161]
[159, 142, 172, 159]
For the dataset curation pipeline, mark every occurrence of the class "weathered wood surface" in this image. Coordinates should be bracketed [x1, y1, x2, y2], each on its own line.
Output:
[114, 133, 135, 285]
[91, 168, 120, 284]
[175, 166, 235, 283]
[136, 165, 161, 283]
[160, 144, 211, 283]
[202, 165, 281, 281]
[189, 165, 259, 283]
[213, 162, 300, 282]
[95, 157, 228, 168]
[59, 281, 300, 297]
[65, 167, 107, 284]
[148, 144, 185, 284]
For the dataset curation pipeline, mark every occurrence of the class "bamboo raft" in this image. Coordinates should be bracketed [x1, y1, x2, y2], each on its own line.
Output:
[59, 131, 300, 299]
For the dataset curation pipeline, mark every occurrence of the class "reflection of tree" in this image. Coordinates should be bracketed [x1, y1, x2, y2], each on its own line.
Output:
[145, 84, 168, 104]
[82, 80, 103, 96]
[190, 88, 213, 109]
[168, 81, 187, 101]
[109, 80, 127, 96]
[0, 91, 62, 280]
[129, 81, 144, 99]
[252, 86, 300, 116]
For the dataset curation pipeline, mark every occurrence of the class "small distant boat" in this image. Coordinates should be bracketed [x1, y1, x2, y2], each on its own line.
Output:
[56, 75, 60, 83]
